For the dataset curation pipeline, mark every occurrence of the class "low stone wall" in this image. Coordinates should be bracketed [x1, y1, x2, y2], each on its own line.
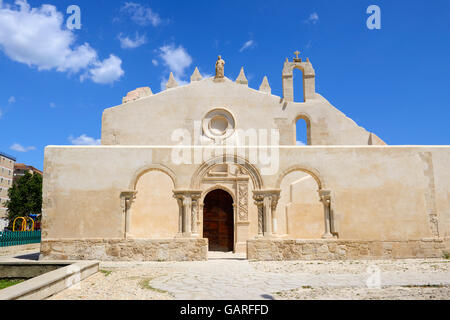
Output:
[247, 238, 450, 261]
[40, 238, 208, 261]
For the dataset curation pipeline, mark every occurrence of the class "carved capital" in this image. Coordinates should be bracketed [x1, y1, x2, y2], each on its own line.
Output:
[319, 189, 331, 204]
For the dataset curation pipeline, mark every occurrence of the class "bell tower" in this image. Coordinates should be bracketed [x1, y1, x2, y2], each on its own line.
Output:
[282, 51, 316, 102]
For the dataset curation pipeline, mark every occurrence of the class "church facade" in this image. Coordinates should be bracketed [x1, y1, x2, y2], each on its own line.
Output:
[40, 54, 450, 261]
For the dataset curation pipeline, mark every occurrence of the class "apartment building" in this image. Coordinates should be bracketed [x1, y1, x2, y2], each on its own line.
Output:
[0, 151, 16, 230]
[13, 163, 43, 182]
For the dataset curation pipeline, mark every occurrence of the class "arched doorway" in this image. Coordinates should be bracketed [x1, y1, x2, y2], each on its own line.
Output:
[203, 189, 234, 252]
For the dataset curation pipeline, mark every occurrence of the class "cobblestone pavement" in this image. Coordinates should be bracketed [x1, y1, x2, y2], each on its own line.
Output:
[50, 252, 450, 300]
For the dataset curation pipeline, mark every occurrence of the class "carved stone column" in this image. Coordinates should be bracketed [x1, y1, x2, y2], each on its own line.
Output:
[191, 192, 202, 236]
[319, 190, 333, 239]
[173, 190, 202, 238]
[253, 190, 280, 238]
[183, 196, 192, 236]
[271, 194, 280, 235]
[175, 196, 183, 236]
[253, 193, 265, 237]
[263, 196, 273, 237]
[120, 191, 136, 239]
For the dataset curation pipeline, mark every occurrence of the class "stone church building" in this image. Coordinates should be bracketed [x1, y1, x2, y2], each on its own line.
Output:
[40, 53, 450, 261]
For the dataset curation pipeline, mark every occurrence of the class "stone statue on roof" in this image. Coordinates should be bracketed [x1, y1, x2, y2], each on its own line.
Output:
[215, 55, 225, 79]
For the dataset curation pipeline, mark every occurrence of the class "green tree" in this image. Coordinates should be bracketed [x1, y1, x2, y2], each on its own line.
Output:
[5, 172, 42, 229]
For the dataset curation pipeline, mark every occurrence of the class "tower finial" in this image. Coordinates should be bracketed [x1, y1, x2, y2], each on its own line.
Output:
[294, 50, 302, 62]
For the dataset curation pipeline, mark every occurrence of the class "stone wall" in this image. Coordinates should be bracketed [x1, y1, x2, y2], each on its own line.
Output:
[247, 238, 450, 261]
[40, 238, 208, 261]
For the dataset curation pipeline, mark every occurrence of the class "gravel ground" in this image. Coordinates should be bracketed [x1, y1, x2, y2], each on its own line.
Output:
[49, 264, 174, 300]
[273, 285, 450, 300]
[49, 255, 450, 300]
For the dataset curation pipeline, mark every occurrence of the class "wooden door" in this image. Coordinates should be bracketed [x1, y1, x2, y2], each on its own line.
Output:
[203, 189, 234, 252]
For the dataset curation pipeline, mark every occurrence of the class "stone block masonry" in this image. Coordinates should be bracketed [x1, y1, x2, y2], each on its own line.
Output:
[40, 238, 208, 261]
[246, 238, 450, 261]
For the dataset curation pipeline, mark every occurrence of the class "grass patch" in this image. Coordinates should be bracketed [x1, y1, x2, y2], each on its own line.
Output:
[99, 269, 113, 277]
[443, 252, 450, 260]
[138, 278, 169, 294]
[0, 278, 27, 290]
[302, 285, 312, 289]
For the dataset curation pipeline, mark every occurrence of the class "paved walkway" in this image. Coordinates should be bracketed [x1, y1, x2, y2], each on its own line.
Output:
[98, 252, 450, 300]
[8, 250, 447, 300]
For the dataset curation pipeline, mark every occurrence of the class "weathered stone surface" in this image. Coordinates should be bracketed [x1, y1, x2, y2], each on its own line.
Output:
[40, 239, 208, 261]
[247, 238, 450, 261]
[122, 87, 152, 104]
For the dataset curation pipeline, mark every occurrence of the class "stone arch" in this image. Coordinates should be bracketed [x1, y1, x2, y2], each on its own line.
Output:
[200, 184, 236, 204]
[293, 113, 312, 145]
[276, 165, 325, 190]
[282, 58, 315, 102]
[190, 155, 263, 190]
[129, 164, 177, 190]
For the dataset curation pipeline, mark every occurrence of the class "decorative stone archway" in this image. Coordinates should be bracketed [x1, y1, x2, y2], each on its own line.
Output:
[174, 155, 265, 253]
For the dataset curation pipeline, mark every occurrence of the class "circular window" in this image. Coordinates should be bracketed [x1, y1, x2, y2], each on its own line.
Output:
[203, 108, 235, 140]
[209, 116, 228, 136]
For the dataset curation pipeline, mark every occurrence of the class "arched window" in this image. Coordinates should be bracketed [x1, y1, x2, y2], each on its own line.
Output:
[295, 115, 311, 145]
[293, 68, 305, 103]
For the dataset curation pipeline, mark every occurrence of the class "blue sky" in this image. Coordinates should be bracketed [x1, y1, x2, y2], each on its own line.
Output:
[1, 0, 449, 170]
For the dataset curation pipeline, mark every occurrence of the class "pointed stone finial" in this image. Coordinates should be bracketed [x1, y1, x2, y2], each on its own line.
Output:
[235, 67, 248, 85]
[259, 76, 271, 94]
[190, 67, 202, 82]
[166, 72, 178, 89]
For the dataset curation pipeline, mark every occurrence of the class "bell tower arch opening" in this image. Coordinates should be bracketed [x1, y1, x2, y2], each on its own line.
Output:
[293, 68, 305, 103]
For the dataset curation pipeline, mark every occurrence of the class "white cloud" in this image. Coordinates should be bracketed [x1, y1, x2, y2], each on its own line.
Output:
[201, 72, 213, 79]
[121, 2, 161, 26]
[152, 59, 158, 66]
[68, 134, 101, 145]
[0, 1, 124, 84]
[159, 44, 192, 78]
[118, 32, 147, 49]
[304, 12, 319, 24]
[87, 55, 124, 84]
[296, 140, 306, 146]
[10, 143, 35, 152]
[8, 96, 15, 103]
[239, 40, 256, 52]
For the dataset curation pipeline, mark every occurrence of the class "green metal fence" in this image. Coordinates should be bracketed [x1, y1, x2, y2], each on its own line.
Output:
[0, 230, 41, 247]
